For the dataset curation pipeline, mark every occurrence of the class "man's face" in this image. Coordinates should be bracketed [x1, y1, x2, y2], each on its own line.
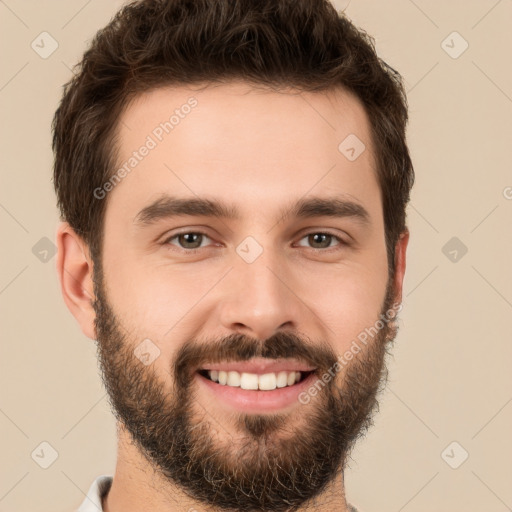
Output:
[92, 82, 404, 510]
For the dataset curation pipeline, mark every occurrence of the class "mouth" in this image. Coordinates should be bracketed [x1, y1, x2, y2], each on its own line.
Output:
[197, 368, 314, 390]
[194, 358, 318, 413]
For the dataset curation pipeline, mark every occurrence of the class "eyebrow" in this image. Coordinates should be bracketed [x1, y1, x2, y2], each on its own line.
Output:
[134, 194, 370, 227]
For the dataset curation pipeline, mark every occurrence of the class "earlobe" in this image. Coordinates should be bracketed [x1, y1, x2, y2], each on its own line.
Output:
[55, 222, 97, 340]
[392, 228, 409, 306]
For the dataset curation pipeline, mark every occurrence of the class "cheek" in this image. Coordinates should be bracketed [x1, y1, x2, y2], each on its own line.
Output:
[101, 242, 196, 325]
[304, 261, 388, 349]
[101, 252, 216, 376]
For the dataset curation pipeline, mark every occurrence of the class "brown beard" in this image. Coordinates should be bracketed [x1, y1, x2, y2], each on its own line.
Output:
[92, 266, 399, 511]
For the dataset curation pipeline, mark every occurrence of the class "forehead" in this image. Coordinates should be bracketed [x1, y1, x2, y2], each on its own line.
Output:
[107, 81, 380, 227]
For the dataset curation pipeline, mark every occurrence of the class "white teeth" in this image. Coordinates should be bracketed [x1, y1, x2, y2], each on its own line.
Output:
[240, 372, 259, 390]
[227, 371, 240, 387]
[206, 369, 306, 390]
[258, 373, 277, 390]
[276, 371, 288, 388]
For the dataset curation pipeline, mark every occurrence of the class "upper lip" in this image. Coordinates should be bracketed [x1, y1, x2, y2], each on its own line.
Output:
[197, 357, 316, 375]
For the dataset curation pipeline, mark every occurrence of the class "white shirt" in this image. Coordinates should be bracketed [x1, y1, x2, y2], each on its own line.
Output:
[77, 475, 359, 511]
[77, 475, 112, 512]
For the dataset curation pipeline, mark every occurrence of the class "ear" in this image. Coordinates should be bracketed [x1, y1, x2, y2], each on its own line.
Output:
[55, 222, 97, 340]
[392, 228, 409, 305]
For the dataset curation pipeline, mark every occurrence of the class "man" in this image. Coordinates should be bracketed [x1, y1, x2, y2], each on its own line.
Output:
[53, 0, 414, 510]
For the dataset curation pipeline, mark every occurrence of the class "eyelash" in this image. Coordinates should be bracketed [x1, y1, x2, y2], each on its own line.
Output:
[162, 230, 349, 254]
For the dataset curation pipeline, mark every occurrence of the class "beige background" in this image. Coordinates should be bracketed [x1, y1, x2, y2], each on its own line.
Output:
[1, 1, 511, 511]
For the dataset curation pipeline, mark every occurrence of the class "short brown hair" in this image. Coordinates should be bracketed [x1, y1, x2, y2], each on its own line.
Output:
[52, 0, 414, 277]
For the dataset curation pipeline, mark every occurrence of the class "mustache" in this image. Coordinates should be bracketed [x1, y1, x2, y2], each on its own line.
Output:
[173, 331, 339, 387]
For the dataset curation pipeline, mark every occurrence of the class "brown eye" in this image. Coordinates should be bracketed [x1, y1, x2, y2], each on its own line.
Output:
[309, 233, 333, 249]
[164, 232, 212, 251]
[177, 233, 203, 249]
[297, 232, 345, 250]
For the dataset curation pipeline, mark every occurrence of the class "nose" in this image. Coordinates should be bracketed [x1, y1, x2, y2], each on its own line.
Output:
[218, 248, 304, 341]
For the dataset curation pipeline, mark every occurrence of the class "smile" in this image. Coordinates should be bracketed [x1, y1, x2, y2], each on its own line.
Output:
[198, 369, 313, 390]
[194, 358, 318, 413]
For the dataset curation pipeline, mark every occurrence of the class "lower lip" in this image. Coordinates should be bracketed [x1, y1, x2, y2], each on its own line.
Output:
[195, 371, 317, 413]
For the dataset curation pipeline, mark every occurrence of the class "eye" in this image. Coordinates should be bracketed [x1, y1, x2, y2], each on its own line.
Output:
[162, 230, 348, 254]
[296, 232, 347, 250]
[164, 231, 213, 251]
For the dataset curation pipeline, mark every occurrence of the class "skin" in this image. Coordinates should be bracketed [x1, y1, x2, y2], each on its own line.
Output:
[56, 81, 409, 511]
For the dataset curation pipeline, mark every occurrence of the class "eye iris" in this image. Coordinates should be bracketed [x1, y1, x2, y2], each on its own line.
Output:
[309, 233, 331, 249]
[179, 233, 202, 248]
